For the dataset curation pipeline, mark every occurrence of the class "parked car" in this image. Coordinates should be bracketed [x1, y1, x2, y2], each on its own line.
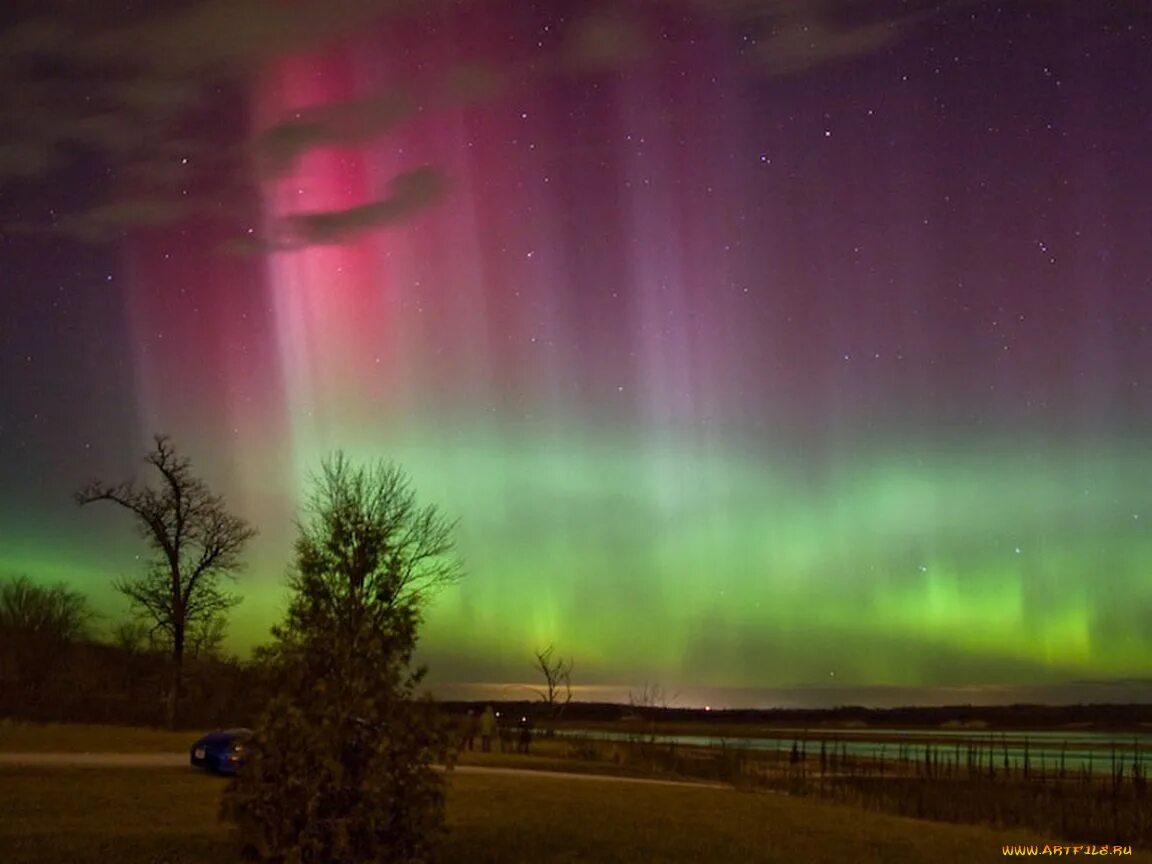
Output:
[190, 727, 253, 775]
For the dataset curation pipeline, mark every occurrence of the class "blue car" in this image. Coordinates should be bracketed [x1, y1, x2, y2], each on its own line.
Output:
[190, 727, 253, 775]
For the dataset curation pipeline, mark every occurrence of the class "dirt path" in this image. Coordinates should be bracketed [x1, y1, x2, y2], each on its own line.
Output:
[0, 752, 728, 789]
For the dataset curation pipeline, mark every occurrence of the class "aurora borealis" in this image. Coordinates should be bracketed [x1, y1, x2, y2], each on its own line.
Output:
[4, 1, 1152, 707]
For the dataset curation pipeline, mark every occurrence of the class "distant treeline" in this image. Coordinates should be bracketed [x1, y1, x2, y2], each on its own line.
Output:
[442, 701, 1152, 730]
[0, 572, 266, 729]
[683, 702, 1152, 730]
[0, 637, 267, 729]
[6, 666, 1152, 732]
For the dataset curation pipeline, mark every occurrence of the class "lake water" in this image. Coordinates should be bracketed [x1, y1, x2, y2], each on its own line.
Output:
[555, 727, 1152, 774]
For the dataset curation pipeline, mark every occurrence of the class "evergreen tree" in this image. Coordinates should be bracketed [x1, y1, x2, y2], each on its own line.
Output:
[223, 453, 462, 864]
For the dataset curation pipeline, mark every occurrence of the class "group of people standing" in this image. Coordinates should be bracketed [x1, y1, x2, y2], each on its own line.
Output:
[461, 704, 534, 754]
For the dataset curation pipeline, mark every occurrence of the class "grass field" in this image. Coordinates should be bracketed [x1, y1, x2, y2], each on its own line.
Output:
[0, 764, 1092, 864]
[2, 722, 1146, 861]
[0, 720, 193, 753]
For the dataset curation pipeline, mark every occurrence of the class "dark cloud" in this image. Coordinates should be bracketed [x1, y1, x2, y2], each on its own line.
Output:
[77, 0, 428, 78]
[747, 15, 907, 75]
[0, 0, 446, 239]
[58, 197, 193, 242]
[441, 63, 508, 106]
[0, 142, 58, 180]
[674, 0, 950, 74]
[257, 92, 413, 178]
[562, 9, 651, 71]
[0, 0, 953, 243]
[267, 166, 446, 248]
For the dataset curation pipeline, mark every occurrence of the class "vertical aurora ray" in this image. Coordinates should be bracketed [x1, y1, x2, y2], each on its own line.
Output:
[255, 47, 398, 473]
[47, 1, 1150, 705]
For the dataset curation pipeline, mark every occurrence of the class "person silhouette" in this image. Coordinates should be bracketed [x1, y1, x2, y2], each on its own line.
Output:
[479, 704, 497, 752]
[463, 709, 478, 751]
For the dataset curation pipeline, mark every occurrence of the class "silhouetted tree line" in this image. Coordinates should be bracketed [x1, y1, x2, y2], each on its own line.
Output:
[437, 700, 1152, 731]
[0, 574, 267, 728]
[676, 703, 1152, 730]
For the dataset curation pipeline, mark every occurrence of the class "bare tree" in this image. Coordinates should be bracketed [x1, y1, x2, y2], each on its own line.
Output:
[628, 682, 678, 750]
[76, 434, 256, 727]
[532, 644, 574, 721]
[0, 574, 94, 715]
[186, 614, 229, 659]
[0, 574, 93, 641]
[629, 681, 677, 718]
[110, 617, 159, 654]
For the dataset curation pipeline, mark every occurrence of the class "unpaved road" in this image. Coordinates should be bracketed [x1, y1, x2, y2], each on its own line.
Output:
[0, 752, 726, 788]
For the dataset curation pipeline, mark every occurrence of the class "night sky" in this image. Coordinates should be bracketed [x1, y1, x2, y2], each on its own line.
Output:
[3, 1, 1152, 708]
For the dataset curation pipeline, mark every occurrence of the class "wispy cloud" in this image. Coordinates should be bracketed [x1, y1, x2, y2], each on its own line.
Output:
[257, 92, 413, 179]
[264, 166, 446, 249]
[0, 0, 953, 245]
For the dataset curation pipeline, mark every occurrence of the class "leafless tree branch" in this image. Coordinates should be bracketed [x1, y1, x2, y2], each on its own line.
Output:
[77, 434, 255, 726]
[533, 644, 574, 720]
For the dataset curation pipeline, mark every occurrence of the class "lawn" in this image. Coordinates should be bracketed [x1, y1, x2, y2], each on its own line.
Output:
[0, 720, 193, 753]
[1, 722, 1145, 861]
[0, 764, 1109, 864]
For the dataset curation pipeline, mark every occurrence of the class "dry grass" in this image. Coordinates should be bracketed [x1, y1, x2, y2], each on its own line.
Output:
[0, 719, 194, 753]
[0, 764, 1095, 864]
[551, 731, 1152, 847]
[4, 722, 1148, 859]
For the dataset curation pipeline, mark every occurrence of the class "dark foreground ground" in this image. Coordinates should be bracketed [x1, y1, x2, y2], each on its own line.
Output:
[0, 762, 1124, 864]
[2, 722, 1146, 862]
